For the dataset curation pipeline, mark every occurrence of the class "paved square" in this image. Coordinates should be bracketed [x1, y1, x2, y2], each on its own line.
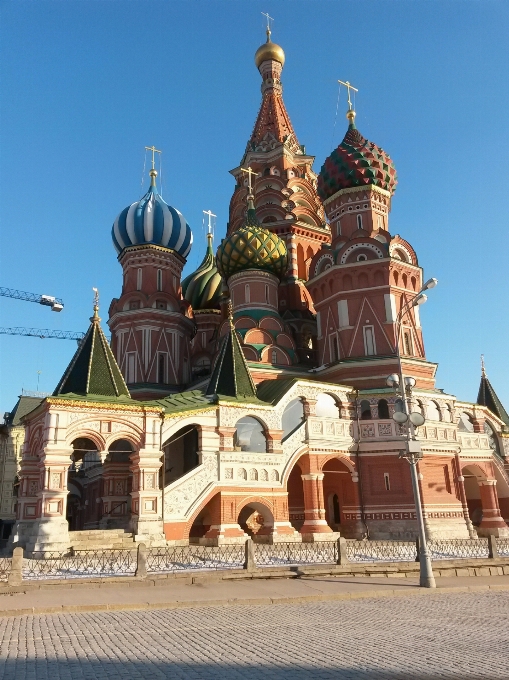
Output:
[0, 592, 508, 679]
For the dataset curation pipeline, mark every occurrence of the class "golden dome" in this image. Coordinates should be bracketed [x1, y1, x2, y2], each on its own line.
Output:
[254, 29, 285, 69]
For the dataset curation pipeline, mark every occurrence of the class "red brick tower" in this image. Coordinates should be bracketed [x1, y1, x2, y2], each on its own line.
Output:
[109, 167, 195, 399]
[308, 105, 437, 390]
[228, 28, 330, 362]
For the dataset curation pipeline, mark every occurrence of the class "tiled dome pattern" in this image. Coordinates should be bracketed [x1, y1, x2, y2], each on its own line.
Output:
[216, 218, 288, 281]
[318, 126, 397, 201]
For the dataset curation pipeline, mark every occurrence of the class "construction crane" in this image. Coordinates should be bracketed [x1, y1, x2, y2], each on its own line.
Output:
[0, 287, 64, 312]
[0, 327, 84, 341]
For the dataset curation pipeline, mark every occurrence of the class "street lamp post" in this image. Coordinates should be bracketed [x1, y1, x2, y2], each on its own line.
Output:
[387, 277, 438, 588]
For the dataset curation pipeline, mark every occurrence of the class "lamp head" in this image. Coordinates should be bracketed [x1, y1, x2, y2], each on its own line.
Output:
[404, 376, 416, 387]
[423, 277, 438, 290]
[392, 411, 408, 424]
[409, 412, 425, 427]
[386, 373, 400, 388]
[413, 293, 428, 306]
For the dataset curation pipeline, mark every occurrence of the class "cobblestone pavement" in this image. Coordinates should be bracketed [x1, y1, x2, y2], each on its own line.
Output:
[0, 592, 508, 679]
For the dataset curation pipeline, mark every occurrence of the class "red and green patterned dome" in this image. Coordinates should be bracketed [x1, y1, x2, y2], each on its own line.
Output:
[318, 122, 397, 201]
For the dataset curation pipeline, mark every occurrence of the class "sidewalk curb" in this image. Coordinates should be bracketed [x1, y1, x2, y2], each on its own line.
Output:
[1, 583, 508, 618]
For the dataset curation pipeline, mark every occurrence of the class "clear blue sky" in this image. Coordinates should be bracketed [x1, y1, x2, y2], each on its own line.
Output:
[1, 0, 508, 413]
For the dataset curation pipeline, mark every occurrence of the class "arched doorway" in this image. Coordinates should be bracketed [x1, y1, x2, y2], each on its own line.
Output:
[161, 426, 200, 487]
[237, 502, 274, 542]
[322, 458, 358, 537]
[101, 439, 134, 530]
[287, 462, 305, 531]
[67, 437, 101, 531]
[462, 464, 509, 537]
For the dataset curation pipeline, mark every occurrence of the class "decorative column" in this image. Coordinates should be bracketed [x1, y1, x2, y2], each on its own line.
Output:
[347, 472, 366, 539]
[477, 479, 509, 537]
[130, 446, 166, 546]
[266, 429, 284, 454]
[300, 473, 340, 542]
[271, 493, 301, 543]
[453, 453, 476, 538]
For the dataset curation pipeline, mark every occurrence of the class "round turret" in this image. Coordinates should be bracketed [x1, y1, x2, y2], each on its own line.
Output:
[182, 234, 222, 310]
[112, 169, 192, 259]
[318, 116, 397, 201]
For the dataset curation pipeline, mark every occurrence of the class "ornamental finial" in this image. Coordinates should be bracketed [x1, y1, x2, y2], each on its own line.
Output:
[338, 79, 358, 127]
[145, 145, 162, 187]
[227, 299, 234, 326]
[481, 354, 487, 378]
[92, 287, 100, 321]
[240, 166, 258, 209]
[261, 11, 274, 41]
[203, 209, 216, 241]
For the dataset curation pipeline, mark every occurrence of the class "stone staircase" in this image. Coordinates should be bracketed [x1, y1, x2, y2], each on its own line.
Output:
[69, 530, 136, 551]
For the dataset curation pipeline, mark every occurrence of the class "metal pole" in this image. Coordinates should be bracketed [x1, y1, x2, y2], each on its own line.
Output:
[408, 454, 436, 587]
[394, 305, 436, 588]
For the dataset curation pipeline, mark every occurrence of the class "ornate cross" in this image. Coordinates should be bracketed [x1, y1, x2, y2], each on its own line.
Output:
[145, 145, 162, 170]
[203, 209, 216, 235]
[261, 12, 274, 32]
[240, 166, 258, 195]
[338, 80, 358, 110]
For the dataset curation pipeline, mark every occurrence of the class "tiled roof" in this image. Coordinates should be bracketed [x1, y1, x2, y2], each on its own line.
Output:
[477, 374, 509, 426]
[53, 310, 130, 399]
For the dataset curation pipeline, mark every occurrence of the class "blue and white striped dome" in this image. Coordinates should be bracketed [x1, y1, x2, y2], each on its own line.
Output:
[112, 171, 193, 259]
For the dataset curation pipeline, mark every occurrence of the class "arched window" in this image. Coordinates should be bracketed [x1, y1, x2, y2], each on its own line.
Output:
[234, 417, 266, 452]
[282, 398, 305, 440]
[458, 412, 474, 432]
[316, 393, 339, 418]
[357, 214, 363, 229]
[427, 401, 441, 421]
[360, 400, 372, 420]
[378, 399, 390, 419]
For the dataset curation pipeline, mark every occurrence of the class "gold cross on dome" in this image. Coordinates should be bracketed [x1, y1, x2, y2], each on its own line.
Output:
[145, 145, 162, 170]
[203, 209, 216, 235]
[338, 80, 358, 110]
[261, 12, 274, 32]
[240, 166, 258, 195]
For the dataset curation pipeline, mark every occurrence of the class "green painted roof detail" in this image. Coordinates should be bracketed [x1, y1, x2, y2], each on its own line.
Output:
[7, 396, 44, 426]
[148, 389, 212, 415]
[256, 377, 299, 404]
[206, 321, 259, 402]
[182, 234, 222, 311]
[318, 123, 397, 201]
[216, 203, 288, 281]
[477, 371, 509, 427]
[54, 309, 130, 399]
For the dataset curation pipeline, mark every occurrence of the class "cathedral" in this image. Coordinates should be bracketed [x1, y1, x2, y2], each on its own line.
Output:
[7, 28, 509, 552]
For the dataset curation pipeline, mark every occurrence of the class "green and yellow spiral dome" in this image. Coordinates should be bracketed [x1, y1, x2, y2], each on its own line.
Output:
[216, 206, 288, 281]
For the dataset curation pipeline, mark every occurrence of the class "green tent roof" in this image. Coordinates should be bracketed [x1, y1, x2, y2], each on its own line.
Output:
[477, 368, 509, 427]
[53, 308, 130, 399]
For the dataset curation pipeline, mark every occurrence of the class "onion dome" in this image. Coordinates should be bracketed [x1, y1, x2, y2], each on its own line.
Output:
[216, 200, 288, 281]
[112, 168, 192, 259]
[318, 111, 397, 201]
[182, 233, 222, 310]
[254, 28, 285, 69]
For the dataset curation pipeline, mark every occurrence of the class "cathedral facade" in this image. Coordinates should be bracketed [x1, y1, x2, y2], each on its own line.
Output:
[9, 30, 509, 552]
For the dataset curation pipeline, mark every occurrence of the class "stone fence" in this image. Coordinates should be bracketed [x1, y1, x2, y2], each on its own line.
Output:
[2, 537, 509, 585]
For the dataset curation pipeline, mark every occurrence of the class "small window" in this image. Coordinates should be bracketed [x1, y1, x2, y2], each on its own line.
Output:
[316, 393, 339, 418]
[156, 299, 166, 310]
[384, 473, 391, 491]
[378, 399, 390, 419]
[363, 326, 376, 356]
[271, 350, 278, 364]
[137, 268, 143, 291]
[404, 331, 412, 355]
[265, 285, 269, 304]
[336, 221, 342, 236]
[245, 284, 250, 303]
[129, 300, 140, 310]
[126, 352, 137, 383]
[234, 417, 266, 453]
[157, 353, 167, 384]
[357, 214, 363, 229]
[360, 400, 372, 420]
[157, 269, 163, 292]
[378, 215, 384, 230]
[357, 254, 367, 262]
